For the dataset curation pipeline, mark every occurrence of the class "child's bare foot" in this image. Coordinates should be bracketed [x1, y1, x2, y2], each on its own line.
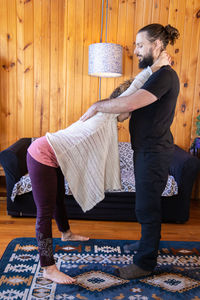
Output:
[43, 264, 75, 284]
[61, 230, 89, 241]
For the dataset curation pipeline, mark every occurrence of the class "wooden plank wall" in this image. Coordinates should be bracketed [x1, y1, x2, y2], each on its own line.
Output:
[0, 0, 200, 151]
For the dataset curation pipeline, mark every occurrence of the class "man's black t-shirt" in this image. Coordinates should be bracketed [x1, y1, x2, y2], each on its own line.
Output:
[129, 65, 180, 152]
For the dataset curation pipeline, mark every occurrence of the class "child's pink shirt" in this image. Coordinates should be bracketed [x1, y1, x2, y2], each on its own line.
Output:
[28, 136, 59, 168]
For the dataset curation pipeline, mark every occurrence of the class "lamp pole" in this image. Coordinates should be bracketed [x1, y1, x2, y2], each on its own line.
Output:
[99, 0, 107, 99]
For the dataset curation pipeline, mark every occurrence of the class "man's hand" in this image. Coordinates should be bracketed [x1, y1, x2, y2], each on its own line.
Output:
[80, 102, 98, 122]
[151, 51, 171, 73]
[117, 112, 130, 122]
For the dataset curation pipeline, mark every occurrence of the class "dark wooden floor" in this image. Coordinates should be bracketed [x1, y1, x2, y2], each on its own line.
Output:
[1, 198, 200, 258]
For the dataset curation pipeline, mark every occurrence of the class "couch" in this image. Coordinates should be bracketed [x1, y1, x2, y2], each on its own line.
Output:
[0, 138, 199, 223]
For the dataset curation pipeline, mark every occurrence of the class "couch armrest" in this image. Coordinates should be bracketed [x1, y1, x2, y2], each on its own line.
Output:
[169, 144, 200, 203]
[169, 145, 200, 184]
[0, 138, 32, 198]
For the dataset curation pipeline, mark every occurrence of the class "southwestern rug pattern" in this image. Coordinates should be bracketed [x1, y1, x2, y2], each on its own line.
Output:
[0, 238, 200, 299]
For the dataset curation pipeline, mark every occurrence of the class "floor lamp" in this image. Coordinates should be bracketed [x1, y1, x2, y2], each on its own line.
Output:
[88, 0, 123, 100]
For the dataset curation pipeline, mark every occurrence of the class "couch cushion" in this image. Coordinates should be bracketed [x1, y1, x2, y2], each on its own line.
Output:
[10, 142, 178, 201]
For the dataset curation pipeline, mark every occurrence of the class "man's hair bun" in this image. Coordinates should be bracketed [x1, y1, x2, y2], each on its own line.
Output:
[165, 25, 180, 45]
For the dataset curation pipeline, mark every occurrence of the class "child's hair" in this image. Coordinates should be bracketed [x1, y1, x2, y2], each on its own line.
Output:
[109, 78, 133, 99]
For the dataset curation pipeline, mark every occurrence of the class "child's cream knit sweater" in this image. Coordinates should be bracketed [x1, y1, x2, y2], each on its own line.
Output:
[46, 67, 152, 212]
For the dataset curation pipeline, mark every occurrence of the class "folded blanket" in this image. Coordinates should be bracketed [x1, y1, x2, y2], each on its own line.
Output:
[46, 67, 153, 212]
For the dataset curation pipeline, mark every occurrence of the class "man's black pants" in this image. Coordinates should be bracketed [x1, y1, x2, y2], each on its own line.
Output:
[133, 150, 173, 271]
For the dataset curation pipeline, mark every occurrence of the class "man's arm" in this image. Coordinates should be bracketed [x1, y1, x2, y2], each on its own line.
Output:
[116, 52, 171, 123]
[80, 51, 171, 122]
[116, 67, 153, 122]
[80, 89, 157, 122]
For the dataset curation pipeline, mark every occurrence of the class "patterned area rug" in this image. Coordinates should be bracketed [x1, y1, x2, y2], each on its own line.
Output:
[0, 238, 200, 299]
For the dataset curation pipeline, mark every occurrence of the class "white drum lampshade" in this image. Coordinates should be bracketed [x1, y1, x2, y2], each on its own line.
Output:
[88, 43, 123, 77]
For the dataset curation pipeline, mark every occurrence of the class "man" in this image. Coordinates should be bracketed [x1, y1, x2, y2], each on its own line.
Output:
[81, 23, 180, 279]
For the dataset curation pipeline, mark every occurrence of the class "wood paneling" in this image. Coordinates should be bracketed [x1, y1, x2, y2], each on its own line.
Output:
[1, 0, 199, 147]
[0, 0, 199, 192]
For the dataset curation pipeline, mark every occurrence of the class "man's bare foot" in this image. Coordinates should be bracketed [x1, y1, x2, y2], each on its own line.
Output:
[61, 230, 89, 241]
[43, 264, 75, 284]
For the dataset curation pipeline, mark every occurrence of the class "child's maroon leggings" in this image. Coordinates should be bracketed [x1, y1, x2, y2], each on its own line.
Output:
[27, 152, 70, 267]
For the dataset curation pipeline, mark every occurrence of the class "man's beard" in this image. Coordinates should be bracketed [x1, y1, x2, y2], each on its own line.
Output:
[138, 52, 154, 69]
